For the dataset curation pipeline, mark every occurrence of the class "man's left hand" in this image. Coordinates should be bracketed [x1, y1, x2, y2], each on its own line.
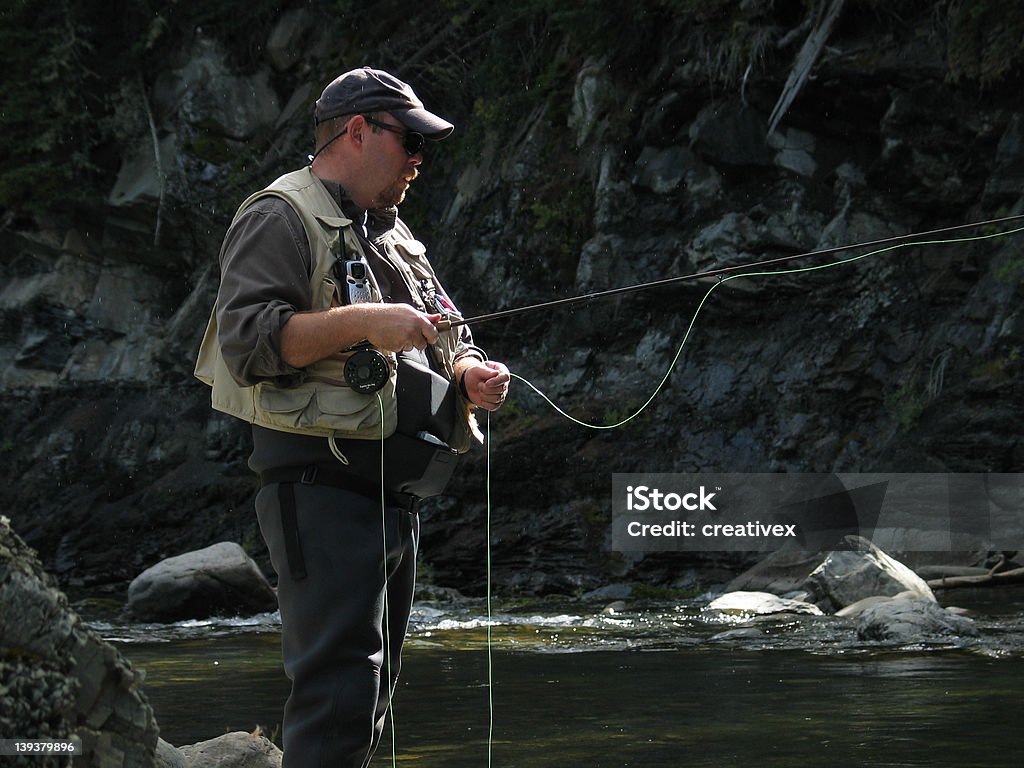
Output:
[460, 360, 511, 411]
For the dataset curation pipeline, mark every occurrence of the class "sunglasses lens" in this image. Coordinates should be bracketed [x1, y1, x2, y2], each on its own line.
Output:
[404, 132, 425, 155]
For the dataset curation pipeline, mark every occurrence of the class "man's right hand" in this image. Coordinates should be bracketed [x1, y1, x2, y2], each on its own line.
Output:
[364, 304, 441, 353]
[280, 303, 441, 368]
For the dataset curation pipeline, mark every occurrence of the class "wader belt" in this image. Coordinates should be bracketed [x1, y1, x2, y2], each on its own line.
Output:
[261, 464, 417, 510]
[260, 465, 418, 582]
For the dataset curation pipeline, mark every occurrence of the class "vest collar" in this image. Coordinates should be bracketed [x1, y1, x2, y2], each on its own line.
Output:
[314, 173, 399, 242]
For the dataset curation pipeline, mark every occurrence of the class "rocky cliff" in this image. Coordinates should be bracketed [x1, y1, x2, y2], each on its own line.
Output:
[1, 1, 1022, 596]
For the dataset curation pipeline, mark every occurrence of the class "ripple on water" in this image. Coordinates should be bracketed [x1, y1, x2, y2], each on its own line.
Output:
[81, 588, 1024, 658]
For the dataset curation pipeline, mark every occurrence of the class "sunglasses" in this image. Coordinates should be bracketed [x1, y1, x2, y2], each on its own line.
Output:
[363, 115, 425, 156]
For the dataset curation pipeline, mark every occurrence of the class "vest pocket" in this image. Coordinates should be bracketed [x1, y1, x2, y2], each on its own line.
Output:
[316, 388, 383, 422]
[256, 380, 397, 436]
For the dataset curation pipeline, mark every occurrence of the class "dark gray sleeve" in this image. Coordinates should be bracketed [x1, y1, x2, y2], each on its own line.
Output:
[453, 324, 487, 365]
[216, 197, 312, 386]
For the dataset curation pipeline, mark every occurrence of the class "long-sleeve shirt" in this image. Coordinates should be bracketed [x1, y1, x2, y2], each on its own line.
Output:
[215, 178, 483, 389]
[213, 176, 484, 472]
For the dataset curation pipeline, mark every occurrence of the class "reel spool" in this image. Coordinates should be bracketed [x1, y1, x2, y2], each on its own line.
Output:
[344, 346, 390, 394]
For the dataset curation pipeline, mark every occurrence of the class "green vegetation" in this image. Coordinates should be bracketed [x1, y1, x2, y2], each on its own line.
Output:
[884, 373, 925, 432]
[2, 0, 1022, 223]
[0, 0, 286, 216]
[0, 0, 98, 210]
[993, 244, 1024, 285]
[947, 0, 1024, 84]
[970, 348, 1021, 386]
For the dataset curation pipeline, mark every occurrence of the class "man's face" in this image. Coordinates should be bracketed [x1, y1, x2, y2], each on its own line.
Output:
[366, 114, 422, 209]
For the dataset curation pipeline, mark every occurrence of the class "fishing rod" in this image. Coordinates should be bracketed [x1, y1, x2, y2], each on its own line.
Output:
[436, 213, 1024, 331]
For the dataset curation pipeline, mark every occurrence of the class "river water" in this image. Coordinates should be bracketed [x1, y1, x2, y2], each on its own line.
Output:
[89, 586, 1024, 768]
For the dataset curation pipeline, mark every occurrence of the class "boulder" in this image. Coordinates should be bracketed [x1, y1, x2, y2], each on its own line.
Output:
[856, 596, 978, 642]
[704, 590, 824, 617]
[688, 99, 774, 167]
[834, 593, 909, 619]
[0, 516, 160, 766]
[633, 145, 722, 207]
[802, 536, 935, 611]
[633, 145, 689, 194]
[126, 542, 277, 623]
[179, 731, 282, 768]
[156, 738, 189, 768]
[767, 126, 818, 177]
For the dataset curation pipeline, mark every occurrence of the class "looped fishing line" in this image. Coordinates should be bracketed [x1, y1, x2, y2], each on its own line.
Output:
[358, 222, 1024, 764]
[510, 225, 1024, 429]
[480, 222, 1024, 764]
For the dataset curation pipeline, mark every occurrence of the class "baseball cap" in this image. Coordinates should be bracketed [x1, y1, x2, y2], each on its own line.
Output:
[314, 67, 454, 139]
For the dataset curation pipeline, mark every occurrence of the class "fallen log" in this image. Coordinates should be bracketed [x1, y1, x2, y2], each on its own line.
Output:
[927, 565, 1024, 590]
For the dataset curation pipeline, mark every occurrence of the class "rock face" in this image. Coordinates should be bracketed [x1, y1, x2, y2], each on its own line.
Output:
[1, 5, 1022, 596]
[126, 542, 277, 623]
[1, 518, 286, 765]
[0, 517, 160, 766]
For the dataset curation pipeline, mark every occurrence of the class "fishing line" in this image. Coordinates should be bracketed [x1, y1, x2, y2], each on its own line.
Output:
[378, 397, 397, 768]
[486, 411, 494, 768]
[511, 224, 1024, 429]
[439, 212, 1024, 332]
[479, 220, 1024, 763]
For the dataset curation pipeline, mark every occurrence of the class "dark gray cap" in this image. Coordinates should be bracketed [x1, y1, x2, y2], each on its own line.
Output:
[314, 67, 454, 139]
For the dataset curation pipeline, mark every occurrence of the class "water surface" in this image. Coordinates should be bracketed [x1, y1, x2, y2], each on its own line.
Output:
[94, 587, 1024, 768]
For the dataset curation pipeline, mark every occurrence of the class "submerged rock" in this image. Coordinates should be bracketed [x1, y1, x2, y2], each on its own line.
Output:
[126, 542, 277, 623]
[856, 597, 979, 643]
[709, 627, 766, 642]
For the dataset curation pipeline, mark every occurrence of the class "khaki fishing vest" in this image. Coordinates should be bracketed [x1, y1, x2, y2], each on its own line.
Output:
[194, 167, 473, 449]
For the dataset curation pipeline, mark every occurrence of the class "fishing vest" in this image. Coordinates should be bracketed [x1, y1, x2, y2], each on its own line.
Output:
[194, 167, 474, 451]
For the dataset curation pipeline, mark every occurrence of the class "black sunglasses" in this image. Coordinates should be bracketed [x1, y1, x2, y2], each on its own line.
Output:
[363, 115, 425, 156]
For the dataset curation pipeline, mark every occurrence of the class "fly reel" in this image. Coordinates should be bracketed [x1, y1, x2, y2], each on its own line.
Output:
[344, 345, 389, 394]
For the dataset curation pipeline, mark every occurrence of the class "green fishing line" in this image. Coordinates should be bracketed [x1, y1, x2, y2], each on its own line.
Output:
[511, 225, 1024, 429]
[481, 222, 1024, 765]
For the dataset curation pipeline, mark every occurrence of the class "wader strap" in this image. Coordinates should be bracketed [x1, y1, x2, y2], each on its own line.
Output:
[277, 481, 308, 581]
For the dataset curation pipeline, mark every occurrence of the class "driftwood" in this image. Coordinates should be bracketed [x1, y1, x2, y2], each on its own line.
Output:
[138, 73, 166, 247]
[927, 564, 1024, 590]
[767, 0, 846, 136]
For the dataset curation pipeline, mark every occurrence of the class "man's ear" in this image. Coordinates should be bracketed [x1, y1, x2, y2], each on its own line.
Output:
[348, 115, 366, 147]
